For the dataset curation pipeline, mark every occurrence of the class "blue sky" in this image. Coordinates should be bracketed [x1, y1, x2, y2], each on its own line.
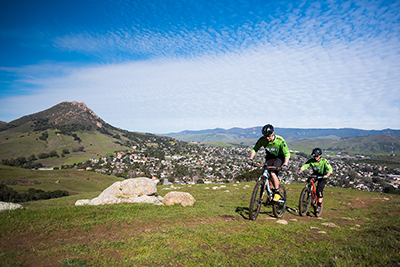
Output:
[0, 0, 399, 133]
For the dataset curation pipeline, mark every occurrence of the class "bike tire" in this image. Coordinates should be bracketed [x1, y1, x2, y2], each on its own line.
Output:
[273, 184, 287, 218]
[299, 186, 310, 216]
[249, 180, 265, 221]
[314, 203, 323, 217]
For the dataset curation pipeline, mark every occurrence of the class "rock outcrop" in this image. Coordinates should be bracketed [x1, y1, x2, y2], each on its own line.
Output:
[75, 177, 163, 206]
[163, 191, 196, 207]
[0, 201, 23, 212]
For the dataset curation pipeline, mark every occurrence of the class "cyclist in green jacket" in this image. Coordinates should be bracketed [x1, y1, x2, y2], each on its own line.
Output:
[248, 124, 290, 202]
[299, 148, 333, 213]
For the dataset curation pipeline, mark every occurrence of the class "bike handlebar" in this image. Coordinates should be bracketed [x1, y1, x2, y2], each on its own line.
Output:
[250, 162, 282, 170]
[306, 174, 326, 181]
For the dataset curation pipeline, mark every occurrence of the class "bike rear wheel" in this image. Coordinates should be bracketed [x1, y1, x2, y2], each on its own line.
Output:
[272, 184, 287, 218]
[299, 186, 310, 216]
[249, 180, 265, 221]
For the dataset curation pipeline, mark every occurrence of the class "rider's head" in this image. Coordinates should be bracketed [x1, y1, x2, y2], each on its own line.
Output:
[262, 124, 274, 137]
[311, 148, 322, 159]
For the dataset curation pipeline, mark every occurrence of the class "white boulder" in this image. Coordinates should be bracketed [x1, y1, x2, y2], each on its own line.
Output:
[0, 201, 23, 212]
[75, 177, 162, 206]
[162, 191, 196, 207]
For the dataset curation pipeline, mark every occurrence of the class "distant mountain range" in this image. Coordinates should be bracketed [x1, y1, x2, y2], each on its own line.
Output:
[1, 101, 399, 163]
[164, 127, 400, 156]
[165, 127, 400, 143]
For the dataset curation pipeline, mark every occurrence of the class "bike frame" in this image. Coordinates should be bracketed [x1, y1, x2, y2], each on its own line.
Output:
[249, 161, 287, 220]
[259, 167, 275, 202]
[254, 162, 281, 201]
[308, 177, 318, 206]
[299, 174, 324, 217]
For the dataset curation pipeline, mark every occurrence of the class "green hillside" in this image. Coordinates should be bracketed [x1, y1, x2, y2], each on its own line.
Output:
[289, 134, 400, 156]
[0, 165, 123, 195]
[0, 101, 176, 167]
[0, 127, 132, 166]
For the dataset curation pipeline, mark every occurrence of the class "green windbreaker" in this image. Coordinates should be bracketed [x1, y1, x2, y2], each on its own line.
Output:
[251, 135, 290, 159]
[300, 158, 333, 176]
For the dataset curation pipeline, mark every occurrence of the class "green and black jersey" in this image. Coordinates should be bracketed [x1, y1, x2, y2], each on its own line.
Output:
[300, 158, 333, 176]
[251, 135, 290, 159]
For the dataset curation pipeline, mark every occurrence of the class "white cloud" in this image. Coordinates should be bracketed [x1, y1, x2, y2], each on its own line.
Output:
[1, 32, 399, 133]
[1, 0, 399, 132]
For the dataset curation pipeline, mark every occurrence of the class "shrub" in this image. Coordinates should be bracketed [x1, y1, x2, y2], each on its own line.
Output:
[38, 152, 50, 159]
[49, 150, 59, 158]
[0, 184, 69, 203]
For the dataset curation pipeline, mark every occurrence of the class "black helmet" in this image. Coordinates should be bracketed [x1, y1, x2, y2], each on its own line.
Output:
[262, 124, 274, 137]
[311, 148, 322, 157]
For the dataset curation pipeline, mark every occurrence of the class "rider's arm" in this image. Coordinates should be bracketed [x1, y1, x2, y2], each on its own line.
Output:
[323, 158, 333, 177]
[281, 139, 290, 160]
[249, 137, 264, 160]
[300, 160, 312, 172]
[283, 157, 290, 166]
[249, 150, 256, 160]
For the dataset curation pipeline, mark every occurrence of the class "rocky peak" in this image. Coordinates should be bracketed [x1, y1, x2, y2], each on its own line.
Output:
[1, 101, 107, 131]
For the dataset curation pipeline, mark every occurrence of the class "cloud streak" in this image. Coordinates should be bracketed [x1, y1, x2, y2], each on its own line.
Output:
[0, 0, 399, 132]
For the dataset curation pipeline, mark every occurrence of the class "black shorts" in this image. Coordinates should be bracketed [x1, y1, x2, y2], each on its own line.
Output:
[315, 178, 328, 198]
[265, 157, 283, 175]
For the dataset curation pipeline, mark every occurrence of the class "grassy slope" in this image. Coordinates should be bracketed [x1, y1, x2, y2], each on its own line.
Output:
[0, 173, 399, 266]
[180, 134, 400, 157]
[0, 127, 132, 165]
[288, 135, 400, 155]
[0, 165, 123, 195]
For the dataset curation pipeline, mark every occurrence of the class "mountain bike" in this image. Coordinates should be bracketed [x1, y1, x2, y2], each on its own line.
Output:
[249, 163, 287, 220]
[298, 175, 324, 217]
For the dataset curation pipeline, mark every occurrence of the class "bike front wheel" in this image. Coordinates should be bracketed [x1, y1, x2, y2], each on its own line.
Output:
[249, 180, 265, 221]
[273, 184, 287, 218]
[314, 203, 323, 217]
[299, 186, 310, 216]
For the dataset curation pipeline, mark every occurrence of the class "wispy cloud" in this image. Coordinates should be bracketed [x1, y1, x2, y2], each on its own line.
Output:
[0, 0, 399, 132]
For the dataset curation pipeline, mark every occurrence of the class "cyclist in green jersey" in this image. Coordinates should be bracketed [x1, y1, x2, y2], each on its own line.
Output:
[299, 148, 333, 213]
[248, 124, 290, 202]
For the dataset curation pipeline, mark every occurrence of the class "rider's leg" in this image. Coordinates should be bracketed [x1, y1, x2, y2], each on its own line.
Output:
[271, 171, 282, 201]
[316, 179, 327, 205]
[271, 172, 279, 190]
[265, 157, 282, 191]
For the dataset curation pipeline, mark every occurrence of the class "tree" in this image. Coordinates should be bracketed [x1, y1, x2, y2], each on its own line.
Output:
[16, 156, 28, 166]
[39, 132, 49, 141]
[38, 152, 50, 159]
[28, 154, 37, 162]
[49, 150, 59, 158]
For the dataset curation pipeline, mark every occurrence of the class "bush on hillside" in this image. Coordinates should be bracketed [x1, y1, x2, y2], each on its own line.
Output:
[0, 184, 69, 203]
[235, 169, 263, 182]
[383, 185, 400, 195]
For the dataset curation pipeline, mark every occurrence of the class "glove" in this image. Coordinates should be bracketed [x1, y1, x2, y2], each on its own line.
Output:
[247, 159, 254, 166]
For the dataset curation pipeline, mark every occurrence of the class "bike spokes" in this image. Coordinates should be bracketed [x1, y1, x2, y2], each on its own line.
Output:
[314, 203, 323, 217]
[299, 187, 310, 216]
[273, 185, 287, 218]
[249, 180, 265, 220]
